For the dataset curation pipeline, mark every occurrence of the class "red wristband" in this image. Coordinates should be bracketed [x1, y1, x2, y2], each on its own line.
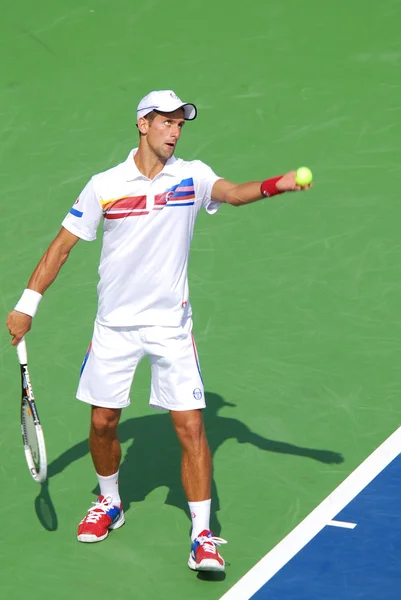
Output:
[261, 176, 284, 198]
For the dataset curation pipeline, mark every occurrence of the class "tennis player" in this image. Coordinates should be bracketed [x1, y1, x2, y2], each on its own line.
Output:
[6, 89, 312, 572]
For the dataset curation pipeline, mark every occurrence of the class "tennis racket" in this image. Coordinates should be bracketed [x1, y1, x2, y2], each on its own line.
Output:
[17, 338, 47, 483]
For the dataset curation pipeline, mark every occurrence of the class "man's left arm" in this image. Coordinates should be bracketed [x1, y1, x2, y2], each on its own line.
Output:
[211, 171, 312, 207]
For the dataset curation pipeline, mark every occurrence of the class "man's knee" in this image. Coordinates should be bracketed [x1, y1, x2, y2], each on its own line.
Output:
[91, 406, 120, 437]
[172, 410, 208, 450]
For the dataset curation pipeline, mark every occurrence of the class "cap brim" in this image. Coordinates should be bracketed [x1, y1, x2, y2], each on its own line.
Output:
[137, 101, 197, 122]
[182, 103, 197, 120]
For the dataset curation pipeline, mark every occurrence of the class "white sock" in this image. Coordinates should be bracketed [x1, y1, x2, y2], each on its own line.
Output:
[188, 499, 211, 540]
[96, 471, 121, 506]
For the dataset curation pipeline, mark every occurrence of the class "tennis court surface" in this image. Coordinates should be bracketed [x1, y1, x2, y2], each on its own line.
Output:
[1, 1, 401, 598]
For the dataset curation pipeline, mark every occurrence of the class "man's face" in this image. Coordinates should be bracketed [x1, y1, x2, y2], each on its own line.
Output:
[140, 108, 185, 160]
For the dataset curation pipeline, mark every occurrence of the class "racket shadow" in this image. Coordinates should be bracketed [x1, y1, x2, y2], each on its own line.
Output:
[34, 479, 58, 531]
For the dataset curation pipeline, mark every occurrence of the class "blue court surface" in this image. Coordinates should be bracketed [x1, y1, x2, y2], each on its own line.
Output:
[220, 427, 401, 600]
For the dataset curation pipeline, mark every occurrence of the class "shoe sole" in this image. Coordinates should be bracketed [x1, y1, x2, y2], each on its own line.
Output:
[77, 510, 125, 543]
[188, 555, 225, 572]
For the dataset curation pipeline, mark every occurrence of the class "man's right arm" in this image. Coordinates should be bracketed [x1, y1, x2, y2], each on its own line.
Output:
[6, 227, 80, 345]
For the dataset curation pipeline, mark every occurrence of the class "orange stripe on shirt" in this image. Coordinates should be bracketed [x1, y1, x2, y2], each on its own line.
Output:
[102, 195, 147, 212]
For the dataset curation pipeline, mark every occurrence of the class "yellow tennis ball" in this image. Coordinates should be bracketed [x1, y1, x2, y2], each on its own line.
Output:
[295, 167, 313, 186]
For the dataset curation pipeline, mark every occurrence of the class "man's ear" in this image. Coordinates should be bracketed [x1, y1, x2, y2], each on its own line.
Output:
[137, 117, 149, 135]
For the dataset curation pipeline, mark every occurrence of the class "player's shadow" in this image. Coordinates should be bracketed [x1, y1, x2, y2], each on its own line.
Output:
[45, 391, 344, 538]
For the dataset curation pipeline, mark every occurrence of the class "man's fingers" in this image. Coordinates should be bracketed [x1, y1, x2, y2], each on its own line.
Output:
[6, 310, 31, 346]
[284, 172, 314, 192]
[11, 335, 22, 347]
[8, 327, 24, 346]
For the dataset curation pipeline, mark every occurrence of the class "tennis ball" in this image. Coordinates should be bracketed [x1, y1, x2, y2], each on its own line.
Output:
[295, 167, 313, 186]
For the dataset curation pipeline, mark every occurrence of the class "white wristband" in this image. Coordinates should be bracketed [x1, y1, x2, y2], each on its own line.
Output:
[14, 289, 43, 318]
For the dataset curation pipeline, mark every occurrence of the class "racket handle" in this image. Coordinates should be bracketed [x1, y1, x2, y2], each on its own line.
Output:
[17, 337, 28, 365]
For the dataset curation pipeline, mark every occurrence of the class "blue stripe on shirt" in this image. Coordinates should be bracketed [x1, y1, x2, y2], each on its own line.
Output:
[69, 208, 83, 218]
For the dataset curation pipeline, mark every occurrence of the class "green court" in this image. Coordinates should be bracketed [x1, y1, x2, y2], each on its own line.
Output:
[1, 1, 401, 598]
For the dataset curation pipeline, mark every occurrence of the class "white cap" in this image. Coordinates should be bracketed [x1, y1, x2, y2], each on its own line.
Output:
[136, 90, 197, 121]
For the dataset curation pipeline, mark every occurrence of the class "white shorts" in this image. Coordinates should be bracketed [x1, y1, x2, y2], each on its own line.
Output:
[76, 318, 205, 411]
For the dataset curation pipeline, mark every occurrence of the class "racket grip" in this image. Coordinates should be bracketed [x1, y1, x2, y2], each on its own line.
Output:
[17, 338, 28, 365]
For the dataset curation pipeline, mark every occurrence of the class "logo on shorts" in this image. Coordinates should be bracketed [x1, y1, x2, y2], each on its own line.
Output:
[193, 388, 203, 400]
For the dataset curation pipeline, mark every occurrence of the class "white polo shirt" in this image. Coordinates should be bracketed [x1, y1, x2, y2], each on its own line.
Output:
[62, 148, 222, 327]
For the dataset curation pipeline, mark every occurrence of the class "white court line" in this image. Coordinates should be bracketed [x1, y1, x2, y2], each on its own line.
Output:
[327, 519, 357, 529]
[220, 426, 401, 600]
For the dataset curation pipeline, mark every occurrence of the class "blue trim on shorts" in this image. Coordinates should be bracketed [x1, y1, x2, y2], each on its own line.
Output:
[191, 335, 204, 385]
[80, 342, 92, 377]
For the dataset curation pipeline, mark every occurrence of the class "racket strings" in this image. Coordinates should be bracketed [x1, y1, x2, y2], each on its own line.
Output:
[22, 403, 41, 469]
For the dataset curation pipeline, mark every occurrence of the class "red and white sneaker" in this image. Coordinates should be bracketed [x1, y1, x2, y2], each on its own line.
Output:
[77, 495, 125, 543]
[188, 529, 227, 572]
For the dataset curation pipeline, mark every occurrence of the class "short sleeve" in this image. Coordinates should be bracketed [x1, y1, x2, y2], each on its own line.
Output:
[61, 178, 102, 241]
[193, 161, 223, 215]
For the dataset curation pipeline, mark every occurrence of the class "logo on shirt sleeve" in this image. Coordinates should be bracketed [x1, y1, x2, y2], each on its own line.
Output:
[69, 197, 83, 217]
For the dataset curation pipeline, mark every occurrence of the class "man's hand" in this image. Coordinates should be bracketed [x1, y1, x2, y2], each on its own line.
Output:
[276, 171, 313, 193]
[6, 311, 32, 346]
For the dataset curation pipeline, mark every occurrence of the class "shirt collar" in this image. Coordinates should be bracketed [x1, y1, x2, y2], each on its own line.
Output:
[125, 148, 179, 182]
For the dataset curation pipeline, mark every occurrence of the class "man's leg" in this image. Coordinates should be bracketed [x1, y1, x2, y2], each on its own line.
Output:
[76, 321, 144, 543]
[170, 408, 226, 571]
[77, 406, 125, 543]
[90, 406, 122, 476]
[170, 408, 211, 504]
[147, 316, 226, 569]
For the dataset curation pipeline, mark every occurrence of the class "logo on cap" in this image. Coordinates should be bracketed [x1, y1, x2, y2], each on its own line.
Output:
[170, 92, 179, 100]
